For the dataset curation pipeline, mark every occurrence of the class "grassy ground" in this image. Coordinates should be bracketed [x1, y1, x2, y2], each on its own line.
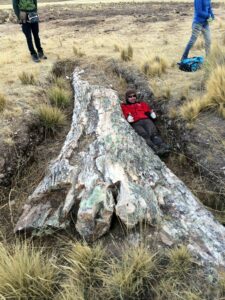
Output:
[0, 1, 224, 142]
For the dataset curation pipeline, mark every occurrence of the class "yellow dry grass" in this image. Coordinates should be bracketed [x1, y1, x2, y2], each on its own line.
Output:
[0, 240, 56, 299]
[206, 65, 225, 105]
[141, 55, 169, 77]
[59, 241, 106, 299]
[36, 104, 66, 134]
[0, 1, 224, 173]
[0, 94, 6, 112]
[101, 244, 157, 300]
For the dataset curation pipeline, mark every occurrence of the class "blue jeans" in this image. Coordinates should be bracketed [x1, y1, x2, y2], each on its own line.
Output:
[181, 22, 211, 60]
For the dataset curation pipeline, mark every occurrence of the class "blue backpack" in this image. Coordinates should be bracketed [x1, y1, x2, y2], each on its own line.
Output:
[178, 56, 204, 72]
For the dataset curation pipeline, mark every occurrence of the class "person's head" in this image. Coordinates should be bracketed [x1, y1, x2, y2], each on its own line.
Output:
[125, 89, 137, 104]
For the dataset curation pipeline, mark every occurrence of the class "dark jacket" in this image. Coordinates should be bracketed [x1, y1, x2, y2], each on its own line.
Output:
[121, 101, 153, 123]
[12, 0, 37, 19]
[193, 0, 214, 24]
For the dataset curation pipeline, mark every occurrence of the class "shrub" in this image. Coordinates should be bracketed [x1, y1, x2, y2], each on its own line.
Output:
[121, 44, 133, 61]
[102, 245, 157, 299]
[0, 94, 6, 112]
[19, 72, 36, 85]
[37, 104, 65, 134]
[0, 241, 56, 299]
[48, 86, 71, 108]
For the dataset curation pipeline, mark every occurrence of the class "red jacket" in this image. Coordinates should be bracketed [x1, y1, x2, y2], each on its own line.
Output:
[121, 101, 153, 123]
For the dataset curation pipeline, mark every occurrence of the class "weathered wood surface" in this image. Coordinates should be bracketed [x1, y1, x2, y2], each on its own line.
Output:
[15, 68, 225, 268]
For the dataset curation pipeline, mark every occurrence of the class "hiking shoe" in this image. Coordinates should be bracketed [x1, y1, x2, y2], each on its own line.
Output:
[156, 143, 171, 157]
[38, 52, 47, 59]
[31, 53, 40, 63]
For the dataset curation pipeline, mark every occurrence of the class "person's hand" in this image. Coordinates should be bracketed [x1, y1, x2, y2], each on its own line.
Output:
[127, 114, 134, 123]
[150, 111, 157, 119]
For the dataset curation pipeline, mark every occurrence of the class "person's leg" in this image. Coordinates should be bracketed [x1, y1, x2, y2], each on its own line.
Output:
[31, 22, 43, 54]
[141, 119, 158, 140]
[202, 24, 211, 57]
[142, 119, 171, 156]
[131, 121, 158, 151]
[181, 23, 202, 60]
[22, 22, 36, 55]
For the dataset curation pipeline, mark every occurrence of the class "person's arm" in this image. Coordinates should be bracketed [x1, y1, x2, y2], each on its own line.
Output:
[195, 0, 209, 19]
[121, 104, 134, 122]
[12, 0, 20, 19]
[121, 104, 130, 119]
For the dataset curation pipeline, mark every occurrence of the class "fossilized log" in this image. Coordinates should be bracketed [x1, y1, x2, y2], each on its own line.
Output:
[15, 68, 225, 268]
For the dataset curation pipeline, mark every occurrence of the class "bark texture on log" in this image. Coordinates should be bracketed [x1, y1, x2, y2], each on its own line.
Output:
[15, 68, 225, 268]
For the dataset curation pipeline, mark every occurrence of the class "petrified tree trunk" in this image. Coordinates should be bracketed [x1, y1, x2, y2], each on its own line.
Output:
[15, 68, 225, 268]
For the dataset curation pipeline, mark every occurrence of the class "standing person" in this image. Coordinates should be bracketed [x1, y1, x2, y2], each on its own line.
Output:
[121, 89, 170, 157]
[181, 0, 214, 61]
[13, 0, 47, 63]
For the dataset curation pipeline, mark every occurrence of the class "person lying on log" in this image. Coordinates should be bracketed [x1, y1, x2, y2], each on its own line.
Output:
[121, 89, 170, 156]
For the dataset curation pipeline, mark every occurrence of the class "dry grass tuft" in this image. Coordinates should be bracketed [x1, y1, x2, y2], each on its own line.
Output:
[48, 75, 69, 90]
[218, 272, 225, 298]
[156, 278, 202, 300]
[179, 96, 215, 121]
[180, 65, 225, 120]
[218, 103, 225, 119]
[19, 71, 36, 85]
[37, 104, 66, 133]
[120, 44, 133, 61]
[73, 46, 85, 57]
[142, 56, 168, 77]
[221, 32, 225, 46]
[113, 44, 120, 52]
[60, 241, 106, 299]
[0, 241, 56, 299]
[0, 93, 6, 112]
[166, 246, 192, 280]
[204, 44, 225, 76]
[48, 86, 71, 108]
[102, 245, 157, 299]
[205, 65, 225, 106]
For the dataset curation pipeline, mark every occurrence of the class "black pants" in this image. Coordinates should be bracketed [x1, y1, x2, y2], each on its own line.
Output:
[22, 22, 43, 55]
[131, 118, 163, 149]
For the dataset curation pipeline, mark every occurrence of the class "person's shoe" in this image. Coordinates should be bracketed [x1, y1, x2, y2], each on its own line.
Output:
[38, 52, 47, 59]
[156, 143, 171, 157]
[31, 53, 40, 63]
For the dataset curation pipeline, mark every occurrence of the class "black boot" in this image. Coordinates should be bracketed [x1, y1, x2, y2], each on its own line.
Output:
[38, 52, 47, 59]
[31, 53, 40, 63]
[156, 143, 171, 157]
